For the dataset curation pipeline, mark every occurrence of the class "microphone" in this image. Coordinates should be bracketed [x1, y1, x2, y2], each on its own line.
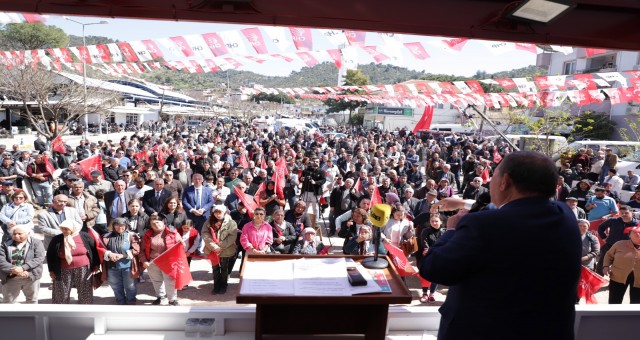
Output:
[362, 203, 391, 269]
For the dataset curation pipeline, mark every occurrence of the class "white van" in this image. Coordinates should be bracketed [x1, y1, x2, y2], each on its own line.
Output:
[491, 134, 569, 158]
[565, 140, 640, 158]
[274, 118, 318, 134]
[429, 124, 475, 134]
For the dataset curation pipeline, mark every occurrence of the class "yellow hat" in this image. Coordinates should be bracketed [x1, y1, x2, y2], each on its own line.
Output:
[369, 204, 391, 228]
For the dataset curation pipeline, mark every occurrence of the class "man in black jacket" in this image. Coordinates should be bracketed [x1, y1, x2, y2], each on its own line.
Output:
[300, 158, 326, 238]
[329, 177, 359, 237]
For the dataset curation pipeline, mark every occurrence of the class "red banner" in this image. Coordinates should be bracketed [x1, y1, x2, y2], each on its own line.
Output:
[326, 49, 342, 69]
[117, 42, 139, 62]
[296, 52, 319, 67]
[43, 157, 56, 177]
[344, 30, 366, 46]
[170, 36, 194, 57]
[370, 186, 382, 208]
[412, 106, 434, 133]
[404, 42, 430, 60]
[201, 32, 229, 56]
[77, 154, 103, 180]
[153, 242, 193, 289]
[241, 28, 269, 54]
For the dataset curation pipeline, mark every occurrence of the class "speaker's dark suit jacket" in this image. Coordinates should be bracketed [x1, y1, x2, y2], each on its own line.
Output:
[420, 197, 581, 340]
[142, 189, 172, 216]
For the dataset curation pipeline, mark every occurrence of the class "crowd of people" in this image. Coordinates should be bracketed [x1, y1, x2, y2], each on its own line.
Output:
[0, 119, 635, 309]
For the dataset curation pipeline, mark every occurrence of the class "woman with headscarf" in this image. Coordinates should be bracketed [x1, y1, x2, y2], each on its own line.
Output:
[46, 219, 100, 304]
[0, 191, 35, 242]
[202, 205, 237, 294]
[259, 180, 285, 217]
[102, 217, 140, 305]
[0, 224, 46, 303]
[292, 228, 325, 255]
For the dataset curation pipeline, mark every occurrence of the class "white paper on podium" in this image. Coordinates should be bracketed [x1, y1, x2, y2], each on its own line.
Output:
[239, 260, 295, 295]
[293, 258, 352, 296]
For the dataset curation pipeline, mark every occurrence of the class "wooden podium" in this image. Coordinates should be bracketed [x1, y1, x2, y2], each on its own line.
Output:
[236, 254, 412, 340]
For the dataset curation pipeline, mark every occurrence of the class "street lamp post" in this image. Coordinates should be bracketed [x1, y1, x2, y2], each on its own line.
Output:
[64, 17, 108, 139]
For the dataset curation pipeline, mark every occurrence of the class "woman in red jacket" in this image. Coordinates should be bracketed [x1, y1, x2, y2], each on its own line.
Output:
[139, 216, 183, 306]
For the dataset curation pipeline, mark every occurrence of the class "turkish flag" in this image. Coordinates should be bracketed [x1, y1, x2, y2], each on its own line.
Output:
[412, 106, 434, 133]
[383, 243, 418, 277]
[577, 266, 608, 304]
[153, 243, 193, 289]
[234, 186, 258, 218]
[134, 150, 149, 163]
[77, 154, 103, 180]
[51, 135, 66, 154]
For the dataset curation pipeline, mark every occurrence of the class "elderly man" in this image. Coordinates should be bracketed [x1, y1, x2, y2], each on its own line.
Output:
[224, 181, 248, 213]
[37, 194, 82, 248]
[104, 180, 134, 226]
[422, 151, 581, 340]
[142, 178, 172, 216]
[85, 170, 114, 197]
[329, 178, 359, 237]
[0, 223, 46, 304]
[462, 177, 489, 200]
[212, 177, 230, 205]
[103, 157, 125, 184]
[67, 181, 101, 233]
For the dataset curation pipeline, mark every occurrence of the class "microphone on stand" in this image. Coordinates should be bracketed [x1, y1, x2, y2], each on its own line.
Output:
[362, 203, 391, 269]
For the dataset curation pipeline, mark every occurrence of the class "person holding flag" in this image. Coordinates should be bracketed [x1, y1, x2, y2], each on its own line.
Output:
[26, 153, 53, 208]
[202, 205, 237, 295]
[139, 216, 183, 306]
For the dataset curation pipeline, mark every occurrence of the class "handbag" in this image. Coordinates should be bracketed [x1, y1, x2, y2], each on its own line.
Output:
[92, 271, 104, 290]
[401, 236, 419, 257]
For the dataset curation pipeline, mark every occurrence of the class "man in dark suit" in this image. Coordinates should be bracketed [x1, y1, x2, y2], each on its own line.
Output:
[142, 178, 172, 216]
[182, 173, 214, 232]
[104, 180, 134, 226]
[421, 151, 581, 340]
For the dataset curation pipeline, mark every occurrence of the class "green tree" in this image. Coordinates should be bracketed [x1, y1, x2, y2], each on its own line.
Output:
[573, 111, 615, 140]
[0, 23, 68, 50]
[323, 69, 370, 126]
[344, 69, 370, 86]
[251, 92, 295, 104]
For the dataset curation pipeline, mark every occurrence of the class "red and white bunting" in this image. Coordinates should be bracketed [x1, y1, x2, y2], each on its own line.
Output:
[219, 30, 249, 56]
[128, 41, 154, 62]
[325, 49, 342, 69]
[262, 26, 292, 52]
[289, 27, 313, 51]
[183, 34, 215, 59]
[361, 46, 389, 63]
[241, 28, 269, 54]
[117, 42, 139, 62]
[404, 42, 430, 60]
[319, 29, 348, 48]
[201, 32, 229, 57]
[344, 30, 366, 47]
[439, 37, 468, 53]
[106, 43, 124, 63]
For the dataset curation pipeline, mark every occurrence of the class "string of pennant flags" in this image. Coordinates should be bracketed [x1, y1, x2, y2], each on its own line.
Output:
[0, 12, 46, 24]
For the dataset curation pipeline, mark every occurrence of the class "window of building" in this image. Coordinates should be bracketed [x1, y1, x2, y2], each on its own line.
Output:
[563, 61, 576, 75]
[435, 103, 444, 109]
[126, 113, 138, 125]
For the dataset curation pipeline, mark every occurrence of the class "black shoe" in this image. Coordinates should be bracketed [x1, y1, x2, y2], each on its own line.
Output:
[328, 231, 336, 237]
[152, 297, 163, 305]
[211, 288, 219, 295]
[168, 300, 180, 306]
[219, 286, 227, 294]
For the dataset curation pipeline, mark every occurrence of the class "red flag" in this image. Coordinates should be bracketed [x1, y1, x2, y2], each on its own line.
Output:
[354, 178, 361, 193]
[117, 42, 139, 62]
[77, 154, 103, 180]
[493, 149, 502, 164]
[370, 186, 382, 208]
[153, 242, 193, 289]
[585, 48, 607, 58]
[273, 157, 287, 199]
[404, 42, 430, 60]
[344, 30, 366, 46]
[239, 153, 249, 168]
[234, 186, 258, 218]
[51, 135, 66, 154]
[240, 28, 269, 54]
[260, 156, 266, 169]
[481, 167, 490, 183]
[412, 106, 434, 133]
[577, 266, 608, 304]
[289, 27, 313, 51]
[253, 182, 266, 205]
[207, 250, 220, 266]
[43, 157, 56, 177]
[383, 243, 418, 277]
[326, 49, 342, 69]
[134, 150, 150, 163]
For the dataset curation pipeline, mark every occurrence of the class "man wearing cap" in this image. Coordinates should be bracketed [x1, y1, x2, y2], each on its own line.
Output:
[565, 197, 587, 220]
[85, 170, 114, 197]
[406, 162, 424, 189]
[66, 181, 100, 231]
[597, 205, 637, 275]
[26, 154, 53, 208]
[413, 188, 439, 218]
[421, 151, 581, 340]
[0, 157, 16, 183]
[54, 174, 78, 197]
[0, 180, 21, 210]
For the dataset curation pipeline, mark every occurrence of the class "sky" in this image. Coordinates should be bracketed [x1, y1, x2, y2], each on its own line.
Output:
[44, 15, 539, 78]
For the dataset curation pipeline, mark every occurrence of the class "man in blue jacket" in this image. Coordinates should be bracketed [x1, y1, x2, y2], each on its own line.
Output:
[182, 173, 214, 232]
[422, 151, 581, 340]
